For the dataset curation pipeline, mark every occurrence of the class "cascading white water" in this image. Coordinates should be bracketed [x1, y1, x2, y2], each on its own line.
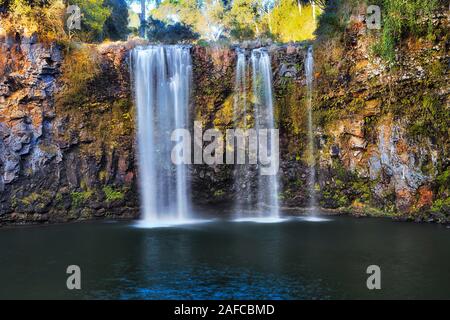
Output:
[251, 48, 280, 218]
[232, 48, 253, 214]
[305, 45, 317, 211]
[234, 48, 247, 125]
[132, 45, 192, 225]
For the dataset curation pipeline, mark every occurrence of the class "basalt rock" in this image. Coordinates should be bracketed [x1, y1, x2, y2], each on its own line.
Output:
[0, 39, 138, 225]
[0, 17, 448, 224]
[314, 10, 449, 222]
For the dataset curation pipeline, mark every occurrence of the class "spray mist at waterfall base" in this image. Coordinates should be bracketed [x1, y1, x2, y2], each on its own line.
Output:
[233, 217, 288, 223]
[135, 218, 215, 229]
[132, 205, 333, 229]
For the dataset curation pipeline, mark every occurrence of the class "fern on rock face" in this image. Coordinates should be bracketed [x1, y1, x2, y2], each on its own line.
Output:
[373, 0, 439, 63]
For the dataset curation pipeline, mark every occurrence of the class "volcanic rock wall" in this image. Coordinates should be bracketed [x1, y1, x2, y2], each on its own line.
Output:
[0, 17, 448, 224]
[0, 38, 138, 224]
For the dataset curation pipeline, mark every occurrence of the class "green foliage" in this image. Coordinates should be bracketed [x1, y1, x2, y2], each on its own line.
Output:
[103, 0, 130, 40]
[315, 0, 363, 39]
[430, 197, 450, 218]
[69, 0, 111, 42]
[316, 0, 439, 63]
[429, 168, 450, 221]
[372, 0, 438, 63]
[71, 190, 93, 208]
[320, 159, 378, 209]
[152, 0, 319, 42]
[20, 191, 52, 209]
[152, 0, 224, 41]
[1, 0, 130, 42]
[224, 0, 258, 40]
[2, 0, 321, 42]
[270, 2, 318, 42]
[436, 168, 450, 193]
[1, 0, 66, 41]
[128, 8, 140, 33]
[213, 189, 225, 197]
[103, 186, 125, 202]
[58, 44, 100, 107]
[146, 16, 199, 43]
[406, 94, 448, 138]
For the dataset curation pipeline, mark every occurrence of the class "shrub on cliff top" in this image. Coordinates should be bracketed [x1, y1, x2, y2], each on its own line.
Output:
[68, 0, 110, 42]
[0, 0, 130, 42]
[315, 0, 440, 63]
[373, 0, 439, 63]
[103, 0, 130, 41]
[269, 2, 319, 42]
[58, 44, 101, 107]
[0, 0, 66, 42]
[315, 0, 364, 40]
[146, 16, 199, 44]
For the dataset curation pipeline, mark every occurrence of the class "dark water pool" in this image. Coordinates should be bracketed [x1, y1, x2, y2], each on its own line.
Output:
[0, 215, 449, 299]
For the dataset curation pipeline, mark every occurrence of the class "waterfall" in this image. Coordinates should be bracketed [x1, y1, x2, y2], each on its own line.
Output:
[233, 49, 252, 214]
[234, 48, 247, 126]
[305, 45, 317, 211]
[234, 49, 279, 218]
[232, 48, 280, 219]
[251, 48, 280, 218]
[132, 45, 192, 225]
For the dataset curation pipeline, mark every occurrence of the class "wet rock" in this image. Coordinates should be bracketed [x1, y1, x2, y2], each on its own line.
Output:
[330, 145, 340, 157]
[0, 41, 138, 223]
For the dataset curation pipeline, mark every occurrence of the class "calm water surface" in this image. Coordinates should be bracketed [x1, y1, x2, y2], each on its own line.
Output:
[0, 215, 449, 299]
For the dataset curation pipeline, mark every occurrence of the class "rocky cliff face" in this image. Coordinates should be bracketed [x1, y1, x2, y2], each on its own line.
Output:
[0, 38, 138, 224]
[313, 10, 449, 222]
[187, 11, 449, 223]
[0, 11, 448, 225]
[189, 43, 313, 207]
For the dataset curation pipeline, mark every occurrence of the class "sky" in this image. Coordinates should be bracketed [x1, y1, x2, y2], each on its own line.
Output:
[129, 1, 157, 14]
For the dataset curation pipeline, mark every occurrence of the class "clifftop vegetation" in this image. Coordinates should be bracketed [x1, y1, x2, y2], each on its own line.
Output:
[151, 0, 321, 42]
[0, 0, 448, 222]
[315, 0, 445, 62]
[0, 0, 323, 44]
[0, 0, 130, 42]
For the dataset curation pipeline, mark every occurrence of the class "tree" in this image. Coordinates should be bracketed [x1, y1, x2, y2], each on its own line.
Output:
[224, 0, 260, 40]
[269, 1, 317, 42]
[202, 0, 226, 41]
[139, 0, 145, 37]
[1, 0, 66, 41]
[103, 0, 130, 40]
[69, 0, 111, 42]
[147, 16, 199, 43]
[152, 0, 206, 37]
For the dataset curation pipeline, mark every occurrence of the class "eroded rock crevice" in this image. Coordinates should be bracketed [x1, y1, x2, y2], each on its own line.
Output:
[0, 11, 448, 224]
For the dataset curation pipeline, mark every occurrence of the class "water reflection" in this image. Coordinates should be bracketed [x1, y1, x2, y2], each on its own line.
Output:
[0, 217, 448, 299]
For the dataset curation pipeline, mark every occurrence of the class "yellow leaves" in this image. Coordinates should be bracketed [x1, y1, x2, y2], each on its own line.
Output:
[4, 0, 67, 42]
[269, 3, 320, 42]
[214, 96, 234, 129]
[58, 44, 101, 107]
